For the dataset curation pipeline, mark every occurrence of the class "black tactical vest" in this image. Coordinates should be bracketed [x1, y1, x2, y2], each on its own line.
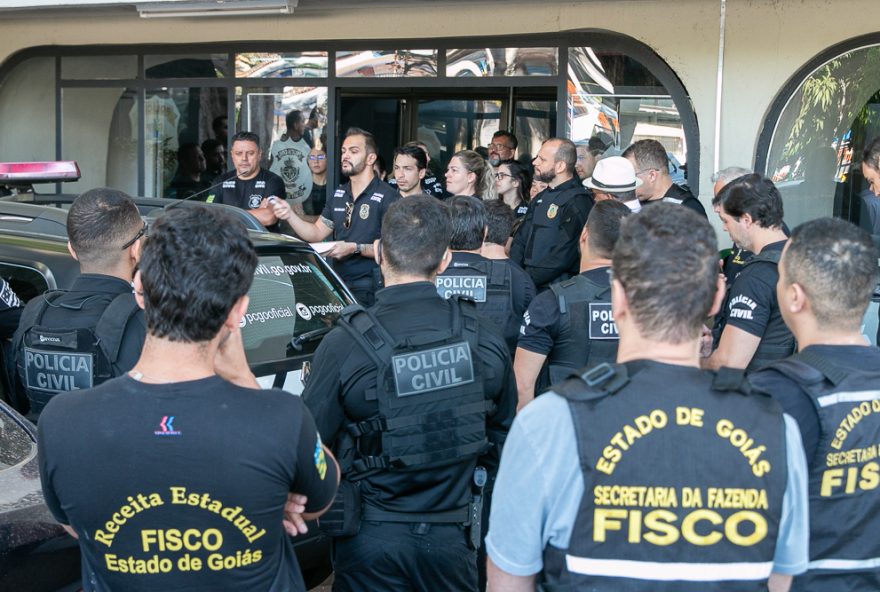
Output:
[524, 190, 582, 269]
[752, 350, 880, 592]
[714, 247, 795, 372]
[335, 298, 493, 478]
[17, 291, 140, 413]
[436, 258, 518, 353]
[542, 362, 787, 592]
[546, 271, 618, 384]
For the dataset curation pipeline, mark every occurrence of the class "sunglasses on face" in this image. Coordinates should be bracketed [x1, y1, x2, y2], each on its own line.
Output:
[308, 155, 326, 161]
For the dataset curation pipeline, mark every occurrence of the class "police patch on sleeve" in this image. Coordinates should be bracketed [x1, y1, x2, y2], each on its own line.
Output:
[729, 294, 757, 320]
[392, 342, 475, 397]
[314, 434, 327, 480]
[588, 302, 619, 340]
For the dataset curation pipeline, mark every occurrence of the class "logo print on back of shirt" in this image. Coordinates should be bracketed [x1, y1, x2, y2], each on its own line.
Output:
[155, 415, 182, 436]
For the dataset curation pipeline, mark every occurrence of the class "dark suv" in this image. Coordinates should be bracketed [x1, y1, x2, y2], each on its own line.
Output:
[0, 197, 350, 591]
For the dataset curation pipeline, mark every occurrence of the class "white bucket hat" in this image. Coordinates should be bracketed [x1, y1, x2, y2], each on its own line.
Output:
[584, 156, 643, 192]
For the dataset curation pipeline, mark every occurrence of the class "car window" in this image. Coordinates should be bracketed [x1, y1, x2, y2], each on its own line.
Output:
[0, 407, 36, 470]
[0, 262, 50, 303]
[242, 250, 350, 365]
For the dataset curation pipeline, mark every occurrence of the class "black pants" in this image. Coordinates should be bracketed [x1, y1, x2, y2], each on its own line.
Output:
[332, 521, 478, 592]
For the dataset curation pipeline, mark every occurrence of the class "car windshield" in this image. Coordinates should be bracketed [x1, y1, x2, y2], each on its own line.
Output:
[242, 250, 349, 365]
[0, 411, 35, 470]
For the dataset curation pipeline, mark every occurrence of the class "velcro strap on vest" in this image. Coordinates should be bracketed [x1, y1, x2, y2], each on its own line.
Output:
[362, 504, 470, 525]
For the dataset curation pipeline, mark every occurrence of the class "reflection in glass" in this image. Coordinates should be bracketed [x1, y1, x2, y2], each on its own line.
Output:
[417, 99, 502, 174]
[62, 56, 137, 80]
[61, 88, 138, 196]
[235, 52, 328, 78]
[145, 54, 227, 78]
[336, 50, 437, 77]
[446, 48, 557, 77]
[765, 45, 880, 229]
[0, 57, 56, 172]
[514, 100, 556, 163]
[145, 87, 228, 198]
[239, 87, 328, 202]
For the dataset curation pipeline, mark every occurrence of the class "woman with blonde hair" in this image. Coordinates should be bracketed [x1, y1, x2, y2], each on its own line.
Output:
[445, 149, 497, 201]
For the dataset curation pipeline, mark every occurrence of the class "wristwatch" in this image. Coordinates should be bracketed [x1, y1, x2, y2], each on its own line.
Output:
[353, 243, 362, 255]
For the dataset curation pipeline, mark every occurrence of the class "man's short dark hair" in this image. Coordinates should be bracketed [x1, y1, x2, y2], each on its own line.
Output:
[201, 138, 223, 154]
[492, 130, 518, 150]
[139, 206, 257, 343]
[783, 217, 878, 329]
[587, 200, 631, 259]
[711, 173, 784, 229]
[177, 142, 200, 163]
[345, 127, 378, 155]
[484, 200, 515, 245]
[393, 145, 427, 170]
[231, 131, 260, 147]
[622, 139, 669, 173]
[381, 196, 451, 277]
[863, 136, 880, 171]
[549, 138, 577, 175]
[613, 204, 718, 343]
[212, 115, 227, 130]
[447, 195, 487, 251]
[67, 188, 143, 268]
[285, 110, 304, 130]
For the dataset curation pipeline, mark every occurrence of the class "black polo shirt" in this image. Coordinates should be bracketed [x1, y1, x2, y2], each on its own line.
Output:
[320, 176, 401, 282]
[641, 183, 707, 218]
[720, 240, 787, 339]
[208, 169, 286, 211]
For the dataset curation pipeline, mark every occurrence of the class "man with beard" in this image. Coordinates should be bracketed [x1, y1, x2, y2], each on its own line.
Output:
[272, 127, 401, 306]
[510, 138, 593, 289]
[488, 130, 517, 166]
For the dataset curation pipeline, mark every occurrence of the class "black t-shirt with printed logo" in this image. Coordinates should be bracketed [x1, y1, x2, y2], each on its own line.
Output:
[718, 240, 787, 340]
[210, 169, 287, 213]
[38, 375, 338, 592]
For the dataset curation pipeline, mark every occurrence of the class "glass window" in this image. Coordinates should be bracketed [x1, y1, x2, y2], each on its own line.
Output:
[238, 87, 328, 202]
[144, 87, 228, 198]
[0, 57, 56, 170]
[62, 55, 137, 80]
[764, 45, 880, 230]
[417, 99, 502, 174]
[336, 50, 438, 78]
[0, 263, 50, 304]
[145, 54, 227, 78]
[0, 406, 35, 470]
[243, 251, 350, 364]
[514, 99, 557, 163]
[446, 48, 557, 77]
[235, 52, 328, 78]
[61, 87, 139, 196]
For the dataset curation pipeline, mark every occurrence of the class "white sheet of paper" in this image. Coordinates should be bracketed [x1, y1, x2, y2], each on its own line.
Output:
[310, 241, 339, 254]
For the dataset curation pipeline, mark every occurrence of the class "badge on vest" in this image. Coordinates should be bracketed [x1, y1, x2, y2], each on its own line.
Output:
[24, 346, 94, 393]
[392, 341, 475, 397]
[547, 204, 559, 219]
[588, 302, 619, 340]
[359, 204, 370, 220]
[435, 276, 487, 302]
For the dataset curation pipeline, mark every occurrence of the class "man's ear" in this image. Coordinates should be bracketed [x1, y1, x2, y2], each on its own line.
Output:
[787, 282, 808, 315]
[708, 273, 726, 317]
[226, 295, 250, 331]
[482, 226, 489, 242]
[366, 152, 378, 167]
[611, 277, 628, 324]
[740, 212, 754, 229]
[436, 249, 452, 275]
[129, 236, 143, 264]
[67, 240, 79, 262]
[418, 168, 427, 181]
[132, 271, 145, 311]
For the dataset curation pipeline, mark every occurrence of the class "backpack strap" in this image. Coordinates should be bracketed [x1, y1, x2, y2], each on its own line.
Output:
[94, 292, 140, 368]
[336, 303, 396, 388]
[554, 362, 631, 401]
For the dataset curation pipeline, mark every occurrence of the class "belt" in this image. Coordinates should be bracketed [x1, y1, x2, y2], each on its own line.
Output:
[362, 505, 470, 525]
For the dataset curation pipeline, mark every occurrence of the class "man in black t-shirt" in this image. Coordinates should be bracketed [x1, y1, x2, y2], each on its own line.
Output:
[623, 138, 707, 218]
[38, 206, 339, 592]
[207, 131, 286, 228]
[703, 174, 794, 372]
[514, 200, 631, 409]
[272, 127, 401, 306]
[750, 218, 880, 591]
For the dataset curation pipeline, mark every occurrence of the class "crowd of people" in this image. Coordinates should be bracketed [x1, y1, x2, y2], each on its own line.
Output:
[8, 114, 880, 592]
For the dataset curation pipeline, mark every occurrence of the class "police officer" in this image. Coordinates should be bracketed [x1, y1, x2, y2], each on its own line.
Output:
[486, 204, 809, 591]
[209, 131, 286, 228]
[713, 166, 754, 286]
[704, 174, 795, 372]
[301, 196, 516, 591]
[273, 127, 401, 306]
[510, 137, 593, 289]
[514, 200, 630, 410]
[437, 195, 535, 355]
[12, 188, 146, 418]
[750, 218, 880, 591]
[387, 141, 447, 199]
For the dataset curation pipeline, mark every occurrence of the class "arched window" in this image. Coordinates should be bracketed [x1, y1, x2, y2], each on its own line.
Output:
[757, 35, 880, 232]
